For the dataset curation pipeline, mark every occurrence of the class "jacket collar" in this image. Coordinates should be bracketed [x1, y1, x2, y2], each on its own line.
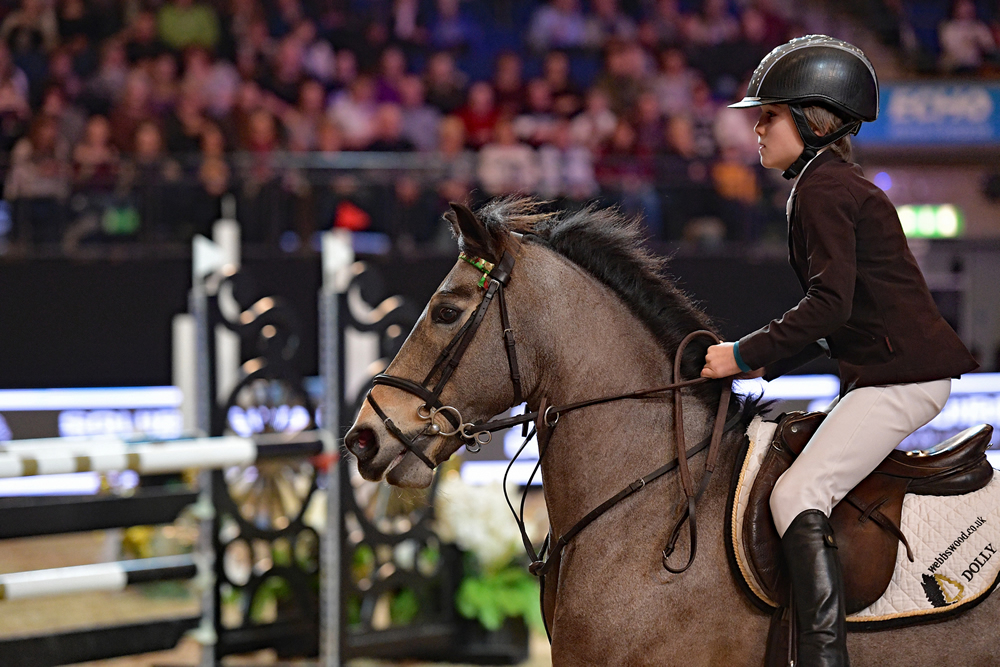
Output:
[795, 149, 842, 186]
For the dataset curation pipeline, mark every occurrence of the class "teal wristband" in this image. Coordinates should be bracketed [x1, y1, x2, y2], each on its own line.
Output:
[733, 341, 752, 373]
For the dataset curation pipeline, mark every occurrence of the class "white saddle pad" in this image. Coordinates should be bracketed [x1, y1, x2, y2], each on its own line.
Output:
[732, 417, 1000, 626]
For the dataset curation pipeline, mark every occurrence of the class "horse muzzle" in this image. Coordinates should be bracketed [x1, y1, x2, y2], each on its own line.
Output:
[345, 409, 439, 487]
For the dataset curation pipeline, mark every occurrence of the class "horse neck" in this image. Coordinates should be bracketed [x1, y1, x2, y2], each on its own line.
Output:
[516, 247, 716, 538]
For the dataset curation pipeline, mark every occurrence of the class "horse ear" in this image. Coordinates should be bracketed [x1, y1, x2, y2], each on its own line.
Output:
[448, 202, 495, 260]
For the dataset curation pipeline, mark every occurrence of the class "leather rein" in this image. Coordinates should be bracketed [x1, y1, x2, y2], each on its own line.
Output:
[365, 234, 736, 576]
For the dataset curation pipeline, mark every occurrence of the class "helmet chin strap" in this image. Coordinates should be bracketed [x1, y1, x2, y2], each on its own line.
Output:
[782, 104, 863, 180]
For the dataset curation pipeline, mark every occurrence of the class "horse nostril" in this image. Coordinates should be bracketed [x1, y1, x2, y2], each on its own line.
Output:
[346, 428, 378, 460]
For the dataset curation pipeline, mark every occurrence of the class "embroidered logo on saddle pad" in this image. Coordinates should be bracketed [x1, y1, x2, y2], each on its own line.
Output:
[728, 417, 1000, 629]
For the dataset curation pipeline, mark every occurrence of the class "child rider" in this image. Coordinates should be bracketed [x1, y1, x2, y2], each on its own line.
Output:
[701, 35, 979, 666]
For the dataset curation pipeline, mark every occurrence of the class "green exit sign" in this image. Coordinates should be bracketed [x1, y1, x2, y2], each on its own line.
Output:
[897, 205, 963, 238]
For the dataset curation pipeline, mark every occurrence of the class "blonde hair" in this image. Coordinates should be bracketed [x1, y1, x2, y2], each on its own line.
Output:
[802, 105, 853, 161]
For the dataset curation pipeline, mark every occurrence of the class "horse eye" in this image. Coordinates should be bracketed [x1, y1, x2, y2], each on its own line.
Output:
[433, 305, 460, 324]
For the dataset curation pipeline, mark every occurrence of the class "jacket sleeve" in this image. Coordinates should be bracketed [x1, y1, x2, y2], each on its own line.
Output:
[762, 340, 829, 381]
[738, 175, 859, 371]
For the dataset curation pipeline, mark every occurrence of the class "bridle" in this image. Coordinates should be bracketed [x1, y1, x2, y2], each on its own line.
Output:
[365, 234, 525, 469]
[364, 233, 737, 579]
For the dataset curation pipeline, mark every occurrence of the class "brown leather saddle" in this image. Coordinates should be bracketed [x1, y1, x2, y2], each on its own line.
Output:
[744, 411, 994, 614]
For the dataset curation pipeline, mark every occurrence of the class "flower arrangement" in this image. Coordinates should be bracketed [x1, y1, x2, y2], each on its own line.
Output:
[434, 470, 544, 633]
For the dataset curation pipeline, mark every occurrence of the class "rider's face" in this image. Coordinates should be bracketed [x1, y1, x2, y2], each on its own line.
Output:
[754, 104, 805, 171]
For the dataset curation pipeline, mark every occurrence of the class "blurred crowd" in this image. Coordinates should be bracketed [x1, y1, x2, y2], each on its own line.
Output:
[1, 0, 986, 254]
[865, 0, 1000, 74]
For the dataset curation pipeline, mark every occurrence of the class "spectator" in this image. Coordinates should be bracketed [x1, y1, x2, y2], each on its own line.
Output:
[424, 50, 466, 113]
[222, 78, 263, 150]
[189, 122, 231, 238]
[82, 38, 129, 115]
[158, 0, 221, 52]
[398, 74, 441, 152]
[685, 0, 740, 46]
[45, 46, 83, 102]
[283, 78, 326, 151]
[266, 0, 305, 39]
[457, 80, 499, 149]
[752, 0, 790, 49]
[585, 0, 637, 48]
[124, 10, 166, 65]
[295, 20, 336, 86]
[181, 47, 240, 119]
[366, 103, 416, 152]
[374, 45, 407, 104]
[118, 121, 182, 242]
[653, 47, 696, 117]
[39, 84, 86, 148]
[316, 118, 343, 153]
[428, 0, 483, 51]
[1, 0, 59, 55]
[632, 90, 665, 155]
[72, 114, 119, 194]
[726, 8, 771, 91]
[435, 114, 476, 203]
[492, 51, 525, 117]
[390, 0, 428, 48]
[528, 0, 589, 52]
[570, 86, 617, 150]
[239, 107, 290, 243]
[594, 40, 649, 116]
[477, 118, 539, 196]
[939, 0, 997, 72]
[638, 0, 684, 50]
[1, 0, 57, 98]
[0, 45, 31, 151]
[543, 50, 582, 117]
[538, 118, 597, 201]
[261, 35, 306, 105]
[330, 49, 358, 94]
[234, 18, 272, 80]
[148, 52, 180, 118]
[109, 70, 152, 152]
[327, 74, 377, 149]
[513, 78, 557, 147]
[5, 114, 71, 244]
[687, 77, 719, 159]
[163, 89, 207, 154]
[57, 0, 98, 46]
[594, 119, 661, 237]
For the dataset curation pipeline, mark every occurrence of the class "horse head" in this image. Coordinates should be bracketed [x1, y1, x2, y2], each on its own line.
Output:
[345, 201, 532, 488]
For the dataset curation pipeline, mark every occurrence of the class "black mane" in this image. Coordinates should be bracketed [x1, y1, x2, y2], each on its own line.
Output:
[474, 197, 722, 404]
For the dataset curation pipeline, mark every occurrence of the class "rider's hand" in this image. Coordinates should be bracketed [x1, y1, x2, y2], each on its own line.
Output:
[701, 342, 746, 379]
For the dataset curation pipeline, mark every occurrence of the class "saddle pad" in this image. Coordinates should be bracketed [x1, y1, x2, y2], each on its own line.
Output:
[731, 417, 1000, 629]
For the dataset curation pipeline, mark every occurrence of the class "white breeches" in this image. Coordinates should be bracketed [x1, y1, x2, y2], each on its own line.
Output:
[770, 378, 952, 537]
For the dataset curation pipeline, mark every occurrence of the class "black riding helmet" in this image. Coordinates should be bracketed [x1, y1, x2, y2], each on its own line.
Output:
[729, 35, 880, 179]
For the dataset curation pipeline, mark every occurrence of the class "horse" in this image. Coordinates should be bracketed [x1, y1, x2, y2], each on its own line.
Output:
[344, 198, 1000, 665]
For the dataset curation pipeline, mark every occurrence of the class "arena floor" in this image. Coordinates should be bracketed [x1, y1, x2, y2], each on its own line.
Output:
[0, 533, 551, 667]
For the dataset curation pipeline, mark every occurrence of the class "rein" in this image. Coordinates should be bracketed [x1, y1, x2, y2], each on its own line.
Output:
[365, 239, 736, 577]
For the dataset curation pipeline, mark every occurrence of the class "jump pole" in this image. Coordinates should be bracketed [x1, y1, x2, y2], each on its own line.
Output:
[0, 431, 331, 479]
[0, 555, 198, 601]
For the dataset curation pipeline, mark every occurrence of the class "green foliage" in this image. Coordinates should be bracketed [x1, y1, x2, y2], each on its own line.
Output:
[389, 587, 420, 625]
[456, 565, 543, 634]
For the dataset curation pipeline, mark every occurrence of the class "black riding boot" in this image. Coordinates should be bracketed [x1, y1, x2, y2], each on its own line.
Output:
[782, 510, 849, 667]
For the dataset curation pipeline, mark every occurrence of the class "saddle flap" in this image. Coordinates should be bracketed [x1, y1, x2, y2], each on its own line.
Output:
[741, 411, 903, 613]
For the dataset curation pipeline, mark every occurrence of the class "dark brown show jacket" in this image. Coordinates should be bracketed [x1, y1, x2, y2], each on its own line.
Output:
[737, 150, 978, 395]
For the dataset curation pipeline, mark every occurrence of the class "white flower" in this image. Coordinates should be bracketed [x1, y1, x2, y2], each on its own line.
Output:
[435, 472, 523, 571]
